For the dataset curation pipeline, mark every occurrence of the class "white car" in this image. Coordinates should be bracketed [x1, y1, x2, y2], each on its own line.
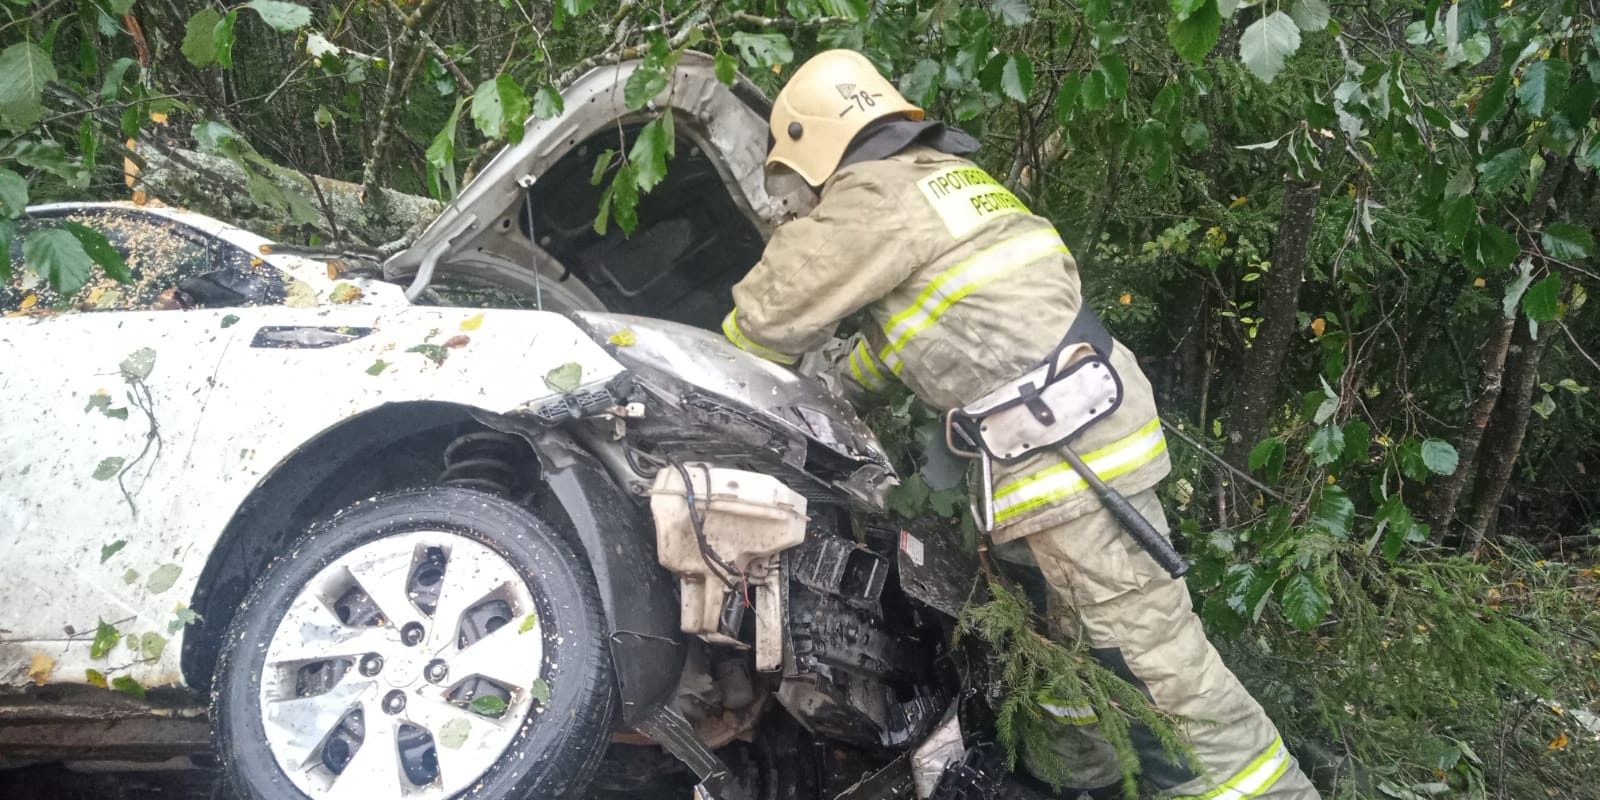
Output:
[1, 54, 982, 800]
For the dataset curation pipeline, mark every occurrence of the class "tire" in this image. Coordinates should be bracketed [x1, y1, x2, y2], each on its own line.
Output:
[215, 487, 616, 799]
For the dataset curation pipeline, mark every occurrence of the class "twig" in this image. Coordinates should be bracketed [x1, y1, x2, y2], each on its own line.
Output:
[295, 168, 345, 244]
[1558, 322, 1600, 375]
[1161, 419, 1294, 504]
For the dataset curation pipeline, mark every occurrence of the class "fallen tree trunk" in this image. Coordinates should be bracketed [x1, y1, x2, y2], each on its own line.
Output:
[131, 143, 441, 249]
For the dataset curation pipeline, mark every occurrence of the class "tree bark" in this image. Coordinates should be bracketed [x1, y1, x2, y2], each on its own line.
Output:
[1223, 177, 1321, 468]
[1426, 316, 1516, 535]
[134, 144, 440, 248]
[1462, 318, 1553, 554]
[1428, 155, 1570, 538]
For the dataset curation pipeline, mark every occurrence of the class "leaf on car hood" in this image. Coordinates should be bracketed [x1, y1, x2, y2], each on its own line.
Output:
[120, 347, 156, 381]
[146, 563, 182, 594]
[407, 344, 448, 366]
[459, 313, 484, 331]
[543, 362, 583, 394]
[607, 328, 637, 346]
[93, 457, 125, 481]
[28, 653, 53, 685]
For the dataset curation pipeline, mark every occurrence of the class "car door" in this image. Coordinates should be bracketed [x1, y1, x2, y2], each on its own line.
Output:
[0, 206, 276, 688]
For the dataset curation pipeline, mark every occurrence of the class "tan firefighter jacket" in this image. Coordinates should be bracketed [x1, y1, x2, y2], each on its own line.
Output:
[724, 146, 1170, 542]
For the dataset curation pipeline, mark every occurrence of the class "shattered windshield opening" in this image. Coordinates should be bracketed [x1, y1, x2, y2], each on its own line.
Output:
[522, 122, 766, 331]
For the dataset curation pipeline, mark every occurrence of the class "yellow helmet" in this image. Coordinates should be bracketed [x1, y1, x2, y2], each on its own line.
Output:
[766, 50, 923, 186]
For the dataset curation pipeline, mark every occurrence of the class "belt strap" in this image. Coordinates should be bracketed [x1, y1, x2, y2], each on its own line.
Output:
[1060, 306, 1113, 361]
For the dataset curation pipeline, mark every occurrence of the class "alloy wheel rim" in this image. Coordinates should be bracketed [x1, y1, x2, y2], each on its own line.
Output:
[257, 531, 546, 798]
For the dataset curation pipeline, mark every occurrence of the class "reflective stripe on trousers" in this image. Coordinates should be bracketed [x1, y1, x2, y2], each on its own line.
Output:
[1174, 737, 1293, 800]
[992, 418, 1168, 524]
[721, 307, 798, 365]
[1038, 700, 1100, 726]
[848, 339, 891, 391]
[875, 228, 1070, 370]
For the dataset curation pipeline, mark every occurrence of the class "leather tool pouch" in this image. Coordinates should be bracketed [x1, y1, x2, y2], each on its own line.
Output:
[947, 309, 1123, 464]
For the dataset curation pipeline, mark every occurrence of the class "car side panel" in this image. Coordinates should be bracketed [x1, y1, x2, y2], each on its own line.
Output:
[0, 305, 623, 690]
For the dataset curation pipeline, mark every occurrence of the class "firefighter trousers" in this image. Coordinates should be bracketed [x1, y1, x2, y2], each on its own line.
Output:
[1015, 489, 1320, 799]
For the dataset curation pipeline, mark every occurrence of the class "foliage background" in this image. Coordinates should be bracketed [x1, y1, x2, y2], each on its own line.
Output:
[2, 0, 1598, 797]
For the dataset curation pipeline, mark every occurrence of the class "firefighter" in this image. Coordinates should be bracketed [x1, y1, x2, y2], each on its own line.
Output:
[721, 50, 1320, 800]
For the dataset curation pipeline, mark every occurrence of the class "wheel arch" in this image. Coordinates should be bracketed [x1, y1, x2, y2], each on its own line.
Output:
[181, 400, 486, 688]
[181, 401, 685, 728]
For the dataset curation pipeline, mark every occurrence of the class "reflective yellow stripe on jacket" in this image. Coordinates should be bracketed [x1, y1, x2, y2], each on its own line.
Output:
[1175, 736, 1292, 800]
[877, 228, 1069, 363]
[722, 308, 798, 365]
[848, 339, 891, 392]
[992, 418, 1168, 524]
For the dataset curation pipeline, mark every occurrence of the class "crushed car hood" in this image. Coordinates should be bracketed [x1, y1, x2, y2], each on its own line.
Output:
[572, 311, 896, 507]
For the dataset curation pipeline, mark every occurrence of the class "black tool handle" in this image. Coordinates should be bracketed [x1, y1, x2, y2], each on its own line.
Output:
[1059, 446, 1190, 579]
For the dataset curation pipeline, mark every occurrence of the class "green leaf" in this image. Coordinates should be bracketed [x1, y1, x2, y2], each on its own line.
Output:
[1248, 436, 1286, 478]
[182, 9, 223, 67]
[532, 85, 563, 120]
[0, 42, 57, 129]
[366, 359, 388, 376]
[214, 11, 238, 69]
[730, 32, 793, 69]
[1339, 418, 1369, 467]
[901, 59, 943, 108]
[62, 221, 130, 283]
[590, 149, 615, 187]
[1443, 166, 1475, 199]
[0, 169, 26, 218]
[167, 604, 201, 634]
[93, 456, 124, 481]
[1239, 11, 1301, 83]
[1171, 0, 1208, 21]
[714, 50, 738, 85]
[219, 314, 241, 330]
[111, 674, 146, 699]
[991, 0, 1031, 26]
[1168, 1, 1223, 64]
[1310, 485, 1354, 538]
[1376, 494, 1422, 561]
[139, 632, 167, 661]
[1475, 224, 1520, 273]
[471, 75, 531, 144]
[85, 668, 107, 688]
[1306, 424, 1345, 466]
[1516, 59, 1568, 119]
[518, 613, 539, 633]
[543, 362, 583, 394]
[1477, 148, 1524, 194]
[1278, 572, 1331, 631]
[1288, 0, 1330, 32]
[469, 695, 508, 716]
[1181, 120, 1210, 149]
[425, 99, 463, 200]
[1541, 222, 1593, 261]
[1522, 274, 1561, 321]
[888, 472, 933, 518]
[609, 162, 639, 235]
[407, 343, 448, 366]
[628, 116, 672, 192]
[90, 620, 120, 659]
[146, 563, 182, 594]
[1098, 55, 1129, 101]
[1583, 134, 1600, 171]
[1223, 562, 1275, 622]
[623, 67, 667, 111]
[124, 569, 139, 585]
[530, 677, 552, 705]
[101, 57, 137, 102]
[1475, 69, 1512, 127]
[0, 219, 12, 282]
[245, 0, 312, 32]
[100, 540, 126, 563]
[560, 0, 597, 15]
[1000, 54, 1033, 103]
[1420, 438, 1459, 476]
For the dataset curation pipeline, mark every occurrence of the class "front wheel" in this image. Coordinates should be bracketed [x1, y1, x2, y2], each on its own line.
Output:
[215, 487, 616, 799]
